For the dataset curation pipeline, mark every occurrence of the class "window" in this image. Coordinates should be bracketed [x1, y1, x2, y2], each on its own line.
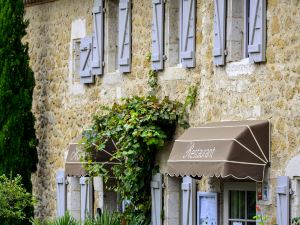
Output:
[72, 39, 81, 83]
[223, 182, 256, 225]
[226, 0, 250, 62]
[163, 0, 196, 69]
[165, 0, 180, 67]
[105, 0, 119, 73]
[213, 0, 266, 66]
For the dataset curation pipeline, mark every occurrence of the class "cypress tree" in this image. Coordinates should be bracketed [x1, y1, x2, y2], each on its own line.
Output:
[0, 0, 38, 224]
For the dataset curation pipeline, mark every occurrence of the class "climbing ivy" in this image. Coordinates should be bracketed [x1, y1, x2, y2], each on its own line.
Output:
[82, 96, 189, 224]
[184, 84, 199, 110]
[146, 52, 159, 95]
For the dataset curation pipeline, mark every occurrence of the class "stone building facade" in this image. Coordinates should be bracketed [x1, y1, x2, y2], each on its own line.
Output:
[24, 0, 300, 224]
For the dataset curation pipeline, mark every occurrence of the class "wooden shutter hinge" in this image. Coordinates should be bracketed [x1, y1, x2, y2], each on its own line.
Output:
[102, 61, 105, 67]
[224, 49, 228, 56]
[103, 7, 106, 13]
[163, 55, 167, 61]
[290, 188, 294, 195]
[162, 183, 166, 189]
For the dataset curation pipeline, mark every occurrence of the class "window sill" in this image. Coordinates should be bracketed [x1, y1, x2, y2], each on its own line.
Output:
[159, 66, 187, 81]
[69, 81, 85, 95]
[102, 71, 123, 86]
[225, 58, 255, 77]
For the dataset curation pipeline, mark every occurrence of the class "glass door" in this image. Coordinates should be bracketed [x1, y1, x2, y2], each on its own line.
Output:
[228, 190, 256, 225]
[224, 182, 256, 225]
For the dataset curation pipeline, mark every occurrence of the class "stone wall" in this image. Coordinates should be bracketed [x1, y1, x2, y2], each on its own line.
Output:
[24, 0, 300, 221]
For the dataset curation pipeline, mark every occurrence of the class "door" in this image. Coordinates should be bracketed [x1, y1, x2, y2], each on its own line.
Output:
[224, 182, 256, 225]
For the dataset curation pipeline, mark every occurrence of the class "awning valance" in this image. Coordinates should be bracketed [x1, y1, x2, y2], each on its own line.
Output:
[167, 120, 270, 182]
[65, 137, 119, 177]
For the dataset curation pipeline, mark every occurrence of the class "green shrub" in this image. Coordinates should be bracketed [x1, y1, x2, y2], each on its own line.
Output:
[31, 211, 121, 225]
[0, 174, 35, 219]
[85, 211, 121, 225]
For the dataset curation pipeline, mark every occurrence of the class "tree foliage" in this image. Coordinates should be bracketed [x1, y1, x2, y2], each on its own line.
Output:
[0, 0, 38, 223]
[82, 96, 189, 224]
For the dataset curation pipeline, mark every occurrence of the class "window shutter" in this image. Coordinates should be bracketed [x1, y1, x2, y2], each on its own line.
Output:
[80, 177, 93, 222]
[276, 176, 290, 225]
[56, 170, 66, 217]
[213, 0, 226, 66]
[118, 0, 131, 73]
[151, 173, 163, 225]
[92, 0, 104, 75]
[151, 0, 165, 71]
[248, 0, 266, 63]
[80, 36, 94, 84]
[179, 0, 196, 68]
[181, 176, 196, 225]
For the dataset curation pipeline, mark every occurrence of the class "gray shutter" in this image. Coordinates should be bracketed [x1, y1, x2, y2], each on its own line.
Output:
[213, 0, 226, 66]
[276, 176, 289, 225]
[80, 177, 93, 222]
[182, 176, 196, 225]
[80, 36, 94, 84]
[92, 0, 104, 75]
[151, 0, 165, 71]
[118, 0, 131, 73]
[56, 170, 66, 217]
[179, 0, 196, 68]
[151, 173, 163, 225]
[248, 0, 266, 63]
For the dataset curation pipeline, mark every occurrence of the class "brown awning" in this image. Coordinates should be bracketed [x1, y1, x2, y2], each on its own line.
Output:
[167, 120, 270, 182]
[65, 137, 119, 177]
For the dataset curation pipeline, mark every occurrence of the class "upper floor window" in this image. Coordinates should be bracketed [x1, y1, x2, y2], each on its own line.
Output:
[72, 38, 81, 83]
[105, 0, 119, 73]
[151, 0, 196, 71]
[213, 0, 266, 66]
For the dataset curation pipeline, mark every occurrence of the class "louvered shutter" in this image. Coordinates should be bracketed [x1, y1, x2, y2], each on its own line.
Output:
[56, 170, 66, 217]
[213, 0, 226, 66]
[151, 0, 165, 71]
[276, 176, 289, 225]
[92, 0, 104, 75]
[80, 177, 93, 222]
[182, 176, 196, 225]
[118, 0, 131, 73]
[248, 0, 266, 63]
[151, 173, 163, 225]
[179, 0, 196, 68]
[80, 36, 94, 84]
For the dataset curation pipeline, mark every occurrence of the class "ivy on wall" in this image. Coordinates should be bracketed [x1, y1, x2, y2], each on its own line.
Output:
[82, 96, 188, 224]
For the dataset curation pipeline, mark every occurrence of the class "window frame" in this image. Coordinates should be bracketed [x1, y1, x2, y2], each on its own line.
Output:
[223, 182, 256, 225]
[72, 38, 81, 83]
[243, 0, 250, 59]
